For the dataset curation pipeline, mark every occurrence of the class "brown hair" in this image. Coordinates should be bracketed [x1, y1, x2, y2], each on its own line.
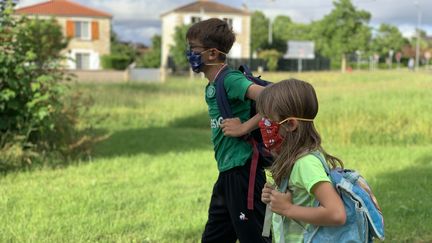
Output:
[256, 79, 344, 186]
[186, 18, 235, 55]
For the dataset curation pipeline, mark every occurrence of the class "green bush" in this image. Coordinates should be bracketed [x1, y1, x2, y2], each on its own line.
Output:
[136, 35, 161, 68]
[0, 1, 99, 171]
[259, 49, 282, 71]
[101, 55, 131, 70]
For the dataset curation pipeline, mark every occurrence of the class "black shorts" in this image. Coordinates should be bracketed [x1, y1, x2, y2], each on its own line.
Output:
[201, 160, 272, 243]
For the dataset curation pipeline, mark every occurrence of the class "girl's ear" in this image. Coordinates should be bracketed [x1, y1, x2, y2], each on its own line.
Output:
[285, 119, 298, 132]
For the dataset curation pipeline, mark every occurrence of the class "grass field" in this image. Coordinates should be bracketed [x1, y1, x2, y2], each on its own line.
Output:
[1, 70, 431, 242]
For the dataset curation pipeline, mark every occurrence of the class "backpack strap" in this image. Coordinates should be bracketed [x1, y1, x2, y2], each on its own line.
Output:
[214, 66, 233, 119]
[276, 178, 305, 243]
[311, 151, 330, 175]
[239, 64, 253, 76]
[247, 138, 259, 210]
[214, 66, 260, 211]
[262, 204, 273, 237]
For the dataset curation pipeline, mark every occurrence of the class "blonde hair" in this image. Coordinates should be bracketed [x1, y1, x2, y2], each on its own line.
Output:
[256, 79, 343, 186]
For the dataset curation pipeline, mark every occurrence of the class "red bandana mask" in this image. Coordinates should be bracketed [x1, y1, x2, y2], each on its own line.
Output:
[258, 117, 314, 153]
[258, 118, 284, 152]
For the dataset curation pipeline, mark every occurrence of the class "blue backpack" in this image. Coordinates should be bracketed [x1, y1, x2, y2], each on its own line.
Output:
[270, 152, 385, 243]
[214, 64, 273, 210]
[304, 152, 385, 243]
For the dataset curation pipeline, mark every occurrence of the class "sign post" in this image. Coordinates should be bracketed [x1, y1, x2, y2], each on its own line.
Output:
[284, 41, 315, 72]
[388, 49, 394, 69]
[355, 50, 362, 70]
[425, 52, 431, 70]
[395, 52, 402, 69]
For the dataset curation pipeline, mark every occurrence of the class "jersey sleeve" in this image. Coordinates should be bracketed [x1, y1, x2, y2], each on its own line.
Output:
[290, 155, 331, 195]
[223, 71, 253, 101]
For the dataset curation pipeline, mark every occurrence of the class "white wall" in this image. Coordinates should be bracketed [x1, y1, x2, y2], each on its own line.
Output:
[67, 49, 100, 70]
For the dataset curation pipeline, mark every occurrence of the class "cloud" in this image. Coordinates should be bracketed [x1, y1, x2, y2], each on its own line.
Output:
[112, 19, 161, 44]
[16, 0, 432, 45]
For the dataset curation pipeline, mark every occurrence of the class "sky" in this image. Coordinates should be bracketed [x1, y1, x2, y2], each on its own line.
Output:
[16, 0, 432, 46]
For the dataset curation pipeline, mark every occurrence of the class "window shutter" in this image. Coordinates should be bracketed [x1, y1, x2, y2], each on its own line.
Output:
[66, 20, 74, 37]
[92, 21, 99, 40]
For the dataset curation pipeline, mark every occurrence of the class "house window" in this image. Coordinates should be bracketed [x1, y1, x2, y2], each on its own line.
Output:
[223, 18, 233, 29]
[74, 21, 90, 40]
[75, 53, 90, 69]
[191, 16, 201, 24]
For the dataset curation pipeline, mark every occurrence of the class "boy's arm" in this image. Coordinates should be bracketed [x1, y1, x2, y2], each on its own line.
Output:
[246, 84, 265, 101]
[220, 84, 264, 137]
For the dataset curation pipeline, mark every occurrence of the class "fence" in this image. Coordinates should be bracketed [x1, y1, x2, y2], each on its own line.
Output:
[167, 56, 331, 73]
[68, 68, 162, 83]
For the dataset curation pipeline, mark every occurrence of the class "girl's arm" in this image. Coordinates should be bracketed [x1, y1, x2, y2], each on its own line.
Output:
[269, 181, 346, 226]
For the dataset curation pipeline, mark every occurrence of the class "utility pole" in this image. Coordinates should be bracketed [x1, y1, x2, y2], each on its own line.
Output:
[267, 0, 275, 44]
[414, 1, 422, 71]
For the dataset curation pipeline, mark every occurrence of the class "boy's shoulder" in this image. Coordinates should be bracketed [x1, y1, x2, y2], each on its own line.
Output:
[225, 68, 245, 78]
[223, 68, 251, 84]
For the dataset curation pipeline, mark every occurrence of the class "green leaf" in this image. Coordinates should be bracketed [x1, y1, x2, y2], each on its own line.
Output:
[31, 82, 41, 92]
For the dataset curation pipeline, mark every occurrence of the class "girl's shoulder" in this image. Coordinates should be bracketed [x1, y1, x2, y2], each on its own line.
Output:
[291, 153, 328, 180]
[290, 153, 330, 193]
[293, 153, 323, 170]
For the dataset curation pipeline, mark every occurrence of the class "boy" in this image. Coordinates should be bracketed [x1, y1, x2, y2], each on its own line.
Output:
[186, 18, 271, 243]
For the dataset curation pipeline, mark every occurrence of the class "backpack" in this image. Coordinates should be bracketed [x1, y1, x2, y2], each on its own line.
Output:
[215, 64, 274, 167]
[214, 64, 273, 210]
[304, 152, 385, 243]
[268, 152, 385, 243]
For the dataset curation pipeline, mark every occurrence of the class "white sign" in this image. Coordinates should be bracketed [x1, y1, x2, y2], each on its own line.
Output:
[284, 41, 315, 59]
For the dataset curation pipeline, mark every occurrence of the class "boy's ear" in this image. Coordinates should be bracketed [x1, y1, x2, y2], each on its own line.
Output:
[208, 49, 218, 60]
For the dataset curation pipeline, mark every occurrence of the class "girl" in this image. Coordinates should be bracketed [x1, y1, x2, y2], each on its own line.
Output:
[258, 79, 346, 242]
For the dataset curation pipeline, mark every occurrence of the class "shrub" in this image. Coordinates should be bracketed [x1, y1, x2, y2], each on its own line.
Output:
[101, 54, 131, 70]
[0, 1, 100, 171]
[259, 49, 282, 71]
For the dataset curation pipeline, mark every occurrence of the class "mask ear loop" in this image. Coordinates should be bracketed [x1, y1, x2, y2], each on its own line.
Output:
[278, 117, 314, 125]
[202, 48, 228, 66]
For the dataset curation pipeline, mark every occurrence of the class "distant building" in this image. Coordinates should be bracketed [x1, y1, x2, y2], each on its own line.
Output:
[160, 0, 251, 74]
[15, 0, 112, 70]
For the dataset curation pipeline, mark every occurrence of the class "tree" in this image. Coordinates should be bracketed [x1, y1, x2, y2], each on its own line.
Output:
[16, 17, 68, 70]
[170, 24, 189, 71]
[410, 29, 430, 51]
[260, 37, 287, 54]
[371, 24, 406, 57]
[110, 30, 137, 62]
[1, 1, 93, 170]
[101, 29, 137, 70]
[312, 0, 371, 71]
[272, 16, 312, 42]
[138, 35, 161, 68]
[251, 11, 269, 54]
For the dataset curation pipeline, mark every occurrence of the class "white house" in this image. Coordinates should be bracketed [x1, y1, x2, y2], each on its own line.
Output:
[160, 0, 251, 76]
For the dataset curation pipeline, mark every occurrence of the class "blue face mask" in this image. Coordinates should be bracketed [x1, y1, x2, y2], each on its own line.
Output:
[185, 48, 227, 73]
[185, 49, 205, 73]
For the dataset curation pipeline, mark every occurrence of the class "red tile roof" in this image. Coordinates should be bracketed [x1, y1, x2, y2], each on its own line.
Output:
[162, 0, 248, 17]
[15, 0, 112, 18]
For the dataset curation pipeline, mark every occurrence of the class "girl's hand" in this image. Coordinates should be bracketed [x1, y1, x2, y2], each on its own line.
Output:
[261, 183, 274, 204]
[269, 190, 293, 215]
[220, 118, 245, 137]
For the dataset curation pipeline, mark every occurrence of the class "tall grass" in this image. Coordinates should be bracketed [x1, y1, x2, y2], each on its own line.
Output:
[0, 70, 431, 242]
